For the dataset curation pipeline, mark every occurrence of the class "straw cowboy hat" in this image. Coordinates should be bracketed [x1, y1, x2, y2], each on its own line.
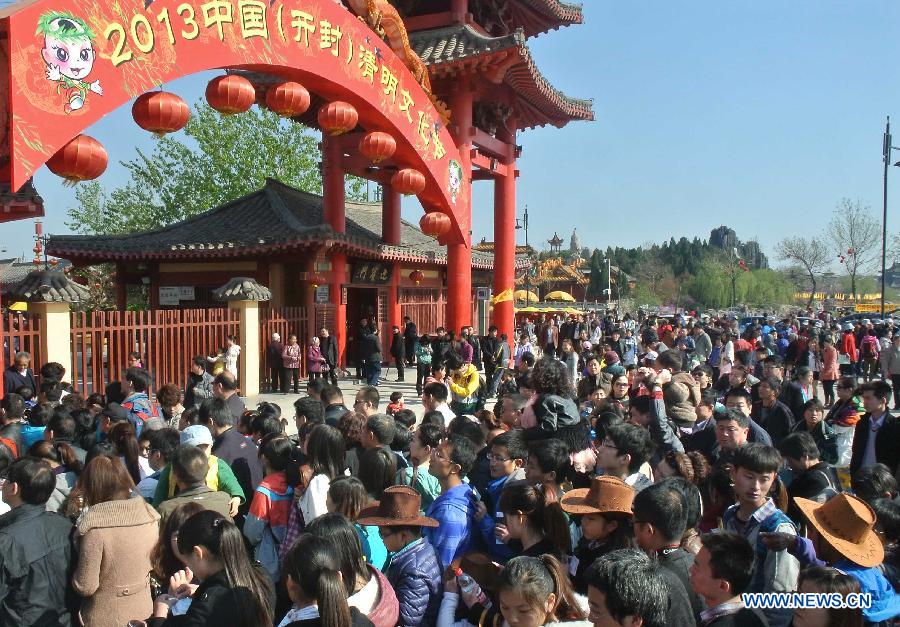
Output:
[357, 486, 439, 527]
[794, 493, 884, 568]
[560, 476, 634, 516]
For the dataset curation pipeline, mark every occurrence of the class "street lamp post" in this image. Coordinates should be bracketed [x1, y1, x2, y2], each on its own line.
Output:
[604, 257, 612, 312]
[881, 117, 900, 317]
[515, 204, 530, 305]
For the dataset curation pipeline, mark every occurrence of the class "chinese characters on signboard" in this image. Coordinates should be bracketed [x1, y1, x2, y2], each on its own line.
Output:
[351, 262, 392, 285]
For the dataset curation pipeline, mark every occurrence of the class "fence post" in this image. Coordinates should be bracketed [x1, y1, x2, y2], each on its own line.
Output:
[228, 300, 260, 396]
[30, 302, 73, 377]
[214, 278, 271, 398]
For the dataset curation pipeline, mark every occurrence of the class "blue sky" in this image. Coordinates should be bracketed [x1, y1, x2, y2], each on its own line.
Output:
[4, 1, 900, 269]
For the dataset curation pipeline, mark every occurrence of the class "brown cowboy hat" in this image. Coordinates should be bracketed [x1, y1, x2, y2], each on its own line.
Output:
[560, 475, 634, 516]
[357, 485, 439, 527]
[794, 493, 884, 568]
[449, 552, 503, 593]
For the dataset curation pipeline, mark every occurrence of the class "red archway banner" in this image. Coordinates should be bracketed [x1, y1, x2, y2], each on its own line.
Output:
[2, 0, 469, 241]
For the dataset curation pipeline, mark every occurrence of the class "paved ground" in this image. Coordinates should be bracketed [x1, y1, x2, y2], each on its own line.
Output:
[244, 368, 431, 430]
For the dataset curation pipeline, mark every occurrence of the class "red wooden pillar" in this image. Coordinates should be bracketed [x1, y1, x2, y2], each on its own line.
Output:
[447, 80, 473, 334]
[322, 136, 348, 365]
[492, 122, 517, 341]
[383, 183, 403, 334]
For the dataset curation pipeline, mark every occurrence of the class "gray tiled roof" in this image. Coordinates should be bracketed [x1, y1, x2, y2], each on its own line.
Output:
[409, 24, 593, 128]
[1, 258, 72, 295]
[46, 179, 500, 269]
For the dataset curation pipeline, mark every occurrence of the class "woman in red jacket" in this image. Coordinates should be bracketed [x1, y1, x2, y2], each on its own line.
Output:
[840, 324, 858, 380]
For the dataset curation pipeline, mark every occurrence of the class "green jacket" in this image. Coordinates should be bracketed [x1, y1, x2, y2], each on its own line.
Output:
[151, 456, 245, 508]
[395, 465, 441, 511]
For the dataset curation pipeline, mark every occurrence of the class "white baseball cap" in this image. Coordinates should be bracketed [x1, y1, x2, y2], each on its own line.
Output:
[180, 425, 213, 448]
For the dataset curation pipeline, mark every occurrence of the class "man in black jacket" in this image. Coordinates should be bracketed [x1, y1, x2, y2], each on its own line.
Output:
[362, 327, 383, 386]
[319, 327, 339, 386]
[752, 355, 804, 419]
[0, 458, 75, 626]
[389, 325, 405, 382]
[403, 316, 418, 366]
[2, 352, 37, 400]
[480, 326, 501, 394]
[750, 377, 796, 447]
[851, 380, 900, 475]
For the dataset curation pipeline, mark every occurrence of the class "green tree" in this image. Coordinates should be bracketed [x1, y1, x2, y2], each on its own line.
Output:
[68, 101, 367, 235]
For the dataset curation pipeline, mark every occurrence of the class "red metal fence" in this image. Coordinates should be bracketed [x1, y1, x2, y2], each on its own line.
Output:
[70, 308, 240, 396]
[2, 312, 42, 387]
[259, 306, 309, 387]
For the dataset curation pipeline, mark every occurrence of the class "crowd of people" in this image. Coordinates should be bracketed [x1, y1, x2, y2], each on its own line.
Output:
[1, 307, 900, 626]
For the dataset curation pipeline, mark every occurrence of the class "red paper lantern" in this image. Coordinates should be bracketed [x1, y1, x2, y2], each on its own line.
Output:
[265, 81, 311, 118]
[205, 75, 255, 115]
[46, 134, 108, 185]
[392, 168, 426, 196]
[848, 247, 855, 255]
[420, 212, 451, 238]
[409, 269, 425, 285]
[318, 101, 358, 135]
[359, 131, 397, 164]
[132, 91, 190, 135]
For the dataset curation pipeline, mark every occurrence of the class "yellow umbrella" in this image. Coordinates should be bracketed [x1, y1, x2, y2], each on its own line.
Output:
[544, 290, 576, 302]
[7, 302, 26, 311]
[514, 289, 539, 302]
[565, 307, 582, 315]
[517, 306, 540, 313]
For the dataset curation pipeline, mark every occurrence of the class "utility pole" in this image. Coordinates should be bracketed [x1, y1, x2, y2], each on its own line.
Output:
[516, 205, 530, 305]
[883, 117, 892, 318]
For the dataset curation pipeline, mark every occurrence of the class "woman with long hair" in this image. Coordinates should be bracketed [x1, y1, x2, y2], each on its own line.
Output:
[27, 439, 82, 514]
[150, 510, 273, 626]
[150, 501, 206, 596]
[108, 420, 151, 484]
[306, 513, 399, 627]
[358, 448, 396, 502]
[280, 534, 374, 627]
[824, 376, 863, 468]
[337, 411, 368, 476]
[498, 482, 571, 561]
[299, 424, 345, 526]
[71, 456, 160, 627]
[326, 477, 388, 571]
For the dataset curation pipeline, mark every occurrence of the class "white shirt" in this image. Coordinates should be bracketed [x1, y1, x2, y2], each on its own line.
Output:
[861, 411, 888, 470]
[436, 403, 456, 427]
[299, 473, 330, 525]
[348, 571, 379, 614]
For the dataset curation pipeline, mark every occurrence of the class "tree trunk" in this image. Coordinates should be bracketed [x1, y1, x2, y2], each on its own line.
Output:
[807, 276, 817, 310]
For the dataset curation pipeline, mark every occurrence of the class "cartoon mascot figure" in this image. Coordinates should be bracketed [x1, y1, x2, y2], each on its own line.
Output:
[37, 11, 103, 113]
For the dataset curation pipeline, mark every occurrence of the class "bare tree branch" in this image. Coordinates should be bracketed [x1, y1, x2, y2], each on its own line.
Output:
[827, 199, 881, 300]
[775, 236, 829, 308]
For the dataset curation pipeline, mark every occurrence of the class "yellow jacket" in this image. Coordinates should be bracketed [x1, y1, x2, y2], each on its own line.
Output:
[449, 363, 480, 404]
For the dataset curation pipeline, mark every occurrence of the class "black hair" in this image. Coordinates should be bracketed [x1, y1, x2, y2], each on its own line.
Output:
[499, 482, 571, 556]
[320, 384, 344, 405]
[358, 447, 396, 500]
[759, 376, 783, 395]
[307, 378, 327, 396]
[632, 481, 686, 542]
[172, 445, 210, 486]
[859, 380, 892, 403]
[256, 402, 281, 420]
[498, 555, 586, 623]
[192, 355, 206, 369]
[490, 430, 528, 462]
[714, 407, 750, 428]
[701, 532, 755, 596]
[764, 355, 785, 368]
[852, 463, 899, 505]
[258, 434, 292, 472]
[146, 427, 181, 463]
[422, 381, 449, 403]
[307, 425, 345, 481]
[213, 373, 239, 391]
[40, 362, 66, 381]
[530, 357, 574, 397]
[520, 353, 536, 368]
[692, 364, 713, 377]
[447, 434, 477, 478]
[283, 535, 353, 627]
[444, 352, 463, 371]
[200, 397, 234, 428]
[27, 404, 52, 427]
[0, 442, 14, 479]
[661, 476, 702, 532]
[723, 387, 753, 405]
[450, 418, 486, 449]
[527, 439, 571, 480]
[306, 513, 370, 597]
[389, 391, 404, 404]
[1, 393, 25, 420]
[177, 510, 273, 626]
[179, 406, 202, 427]
[356, 385, 380, 408]
[251, 415, 283, 441]
[47, 410, 76, 441]
[366, 414, 396, 446]
[6, 457, 55, 505]
[605, 422, 655, 473]
[778, 431, 820, 461]
[585, 549, 667, 627]
[125, 367, 151, 393]
[104, 381, 126, 404]
[731, 443, 782, 475]
[294, 396, 325, 424]
[655, 350, 683, 373]
[393, 409, 417, 430]
[629, 394, 651, 417]
[417, 422, 444, 449]
[420, 411, 446, 429]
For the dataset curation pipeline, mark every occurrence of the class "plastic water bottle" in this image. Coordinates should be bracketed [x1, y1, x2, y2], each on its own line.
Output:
[455, 568, 490, 607]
